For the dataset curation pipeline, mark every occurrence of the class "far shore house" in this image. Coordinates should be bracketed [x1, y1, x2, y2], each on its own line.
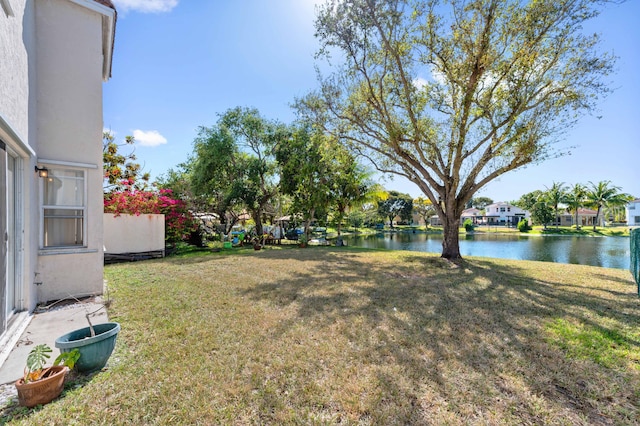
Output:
[0, 0, 116, 351]
[626, 199, 640, 226]
[461, 208, 483, 224]
[556, 208, 601, 228]
[428, 204, 530, 227]
[484, 202, 530, 226]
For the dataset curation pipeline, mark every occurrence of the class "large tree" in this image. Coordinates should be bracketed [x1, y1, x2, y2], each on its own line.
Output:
[469, 197, 493, 210]
[274, 125, 334, 237]
[300, 0, 617, 259]
[378, 191, 413, 228]
[326, 145, 374, 237]
[190, 126, 244, 235]
[515, 190, 553, 229]
[190, 108, 282, 236]
[218, 107, 282, 235]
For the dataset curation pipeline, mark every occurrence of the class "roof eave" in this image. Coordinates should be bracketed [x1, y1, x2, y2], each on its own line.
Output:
[67, 0, 116, 81]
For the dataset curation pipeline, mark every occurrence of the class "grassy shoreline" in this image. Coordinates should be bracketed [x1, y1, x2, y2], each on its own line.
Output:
[332, 225, 632, 238]
[3, 247, 638, 424]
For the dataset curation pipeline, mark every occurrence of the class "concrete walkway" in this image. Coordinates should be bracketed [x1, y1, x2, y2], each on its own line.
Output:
[0, 299, 108, 385]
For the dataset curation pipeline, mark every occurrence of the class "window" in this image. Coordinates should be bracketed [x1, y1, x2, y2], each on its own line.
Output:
[42, 168, 85, 248]
[500, 207, 505, 212]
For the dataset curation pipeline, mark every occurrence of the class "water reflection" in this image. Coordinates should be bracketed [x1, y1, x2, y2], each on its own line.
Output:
[342, 233, 630, 269]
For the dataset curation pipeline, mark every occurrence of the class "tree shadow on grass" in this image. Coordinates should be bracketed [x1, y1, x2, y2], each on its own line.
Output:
[240, 248, 639, 424]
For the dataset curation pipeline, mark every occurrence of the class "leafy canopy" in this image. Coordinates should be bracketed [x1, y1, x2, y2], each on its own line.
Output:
[300, 0, 617, 258]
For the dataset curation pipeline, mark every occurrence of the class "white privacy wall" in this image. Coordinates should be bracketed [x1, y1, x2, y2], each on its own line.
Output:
[104, 214, 165, 254]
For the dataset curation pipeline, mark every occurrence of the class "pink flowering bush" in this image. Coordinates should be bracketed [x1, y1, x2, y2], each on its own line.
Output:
[104, 180, 198, 246]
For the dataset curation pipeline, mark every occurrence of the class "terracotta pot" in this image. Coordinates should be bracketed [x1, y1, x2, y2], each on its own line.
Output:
[15, 366, 68, 408]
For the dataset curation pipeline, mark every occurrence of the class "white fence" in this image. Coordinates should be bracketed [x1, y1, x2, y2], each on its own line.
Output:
[103, 214, 165, 260]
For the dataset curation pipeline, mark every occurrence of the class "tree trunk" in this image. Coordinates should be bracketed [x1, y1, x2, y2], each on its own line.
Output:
[304, 208, 315, 238]
[252, 212, 263, 236]
[441, 212, 462, 260]
[593, 206, 601, 231]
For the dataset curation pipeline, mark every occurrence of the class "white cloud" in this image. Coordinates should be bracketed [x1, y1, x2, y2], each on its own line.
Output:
[431, 68, 447, 86]
[112, 0, 178, 13]
[133, 129, 168, 147]
[412, 77, 428, 90]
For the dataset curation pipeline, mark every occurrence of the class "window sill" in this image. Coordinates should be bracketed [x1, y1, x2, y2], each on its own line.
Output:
[38, 248, 98, 256]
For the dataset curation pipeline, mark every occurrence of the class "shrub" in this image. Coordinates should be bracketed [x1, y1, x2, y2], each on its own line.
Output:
[104, 180, 198, 247]
[517, 218, 531, 232]
[463, 218, 474, 232]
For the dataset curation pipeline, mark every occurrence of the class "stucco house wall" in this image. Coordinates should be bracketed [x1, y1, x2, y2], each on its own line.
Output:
[0, 0, 31, 141]
[461, 208, 482, 224]
[0, 0, 115, 345]
[484, 202, 530, 225]
[558, 208, 599, 227]
[0, 0, 39, 339]
[34, 0, 108, 302]
[627, 199, 640, 226]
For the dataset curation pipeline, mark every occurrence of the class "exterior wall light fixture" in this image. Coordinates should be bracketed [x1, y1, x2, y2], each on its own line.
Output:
[35, 165, 49, 178]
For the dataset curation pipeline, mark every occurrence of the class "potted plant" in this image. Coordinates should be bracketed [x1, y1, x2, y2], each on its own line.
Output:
[298, 233, 308, 248]
[14, 344, 80, 408]
[252, 235, 263, 250]
[55, 321, 120, 374]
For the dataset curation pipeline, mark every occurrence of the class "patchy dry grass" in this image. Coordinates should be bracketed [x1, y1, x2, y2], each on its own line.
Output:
[3, 247, 639, 425]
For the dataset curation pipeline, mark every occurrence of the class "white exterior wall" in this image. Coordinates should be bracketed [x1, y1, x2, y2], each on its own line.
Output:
[34, 0, 106, 302]
[485, 202, 530, 223]
[104, 214, 165, 254]
[627, 200, 640, 226]
[1, 0, 38, 312]
[0, 0, 30, 141]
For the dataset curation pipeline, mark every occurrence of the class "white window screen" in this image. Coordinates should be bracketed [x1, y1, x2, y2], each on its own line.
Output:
[42, 169, 85, 247]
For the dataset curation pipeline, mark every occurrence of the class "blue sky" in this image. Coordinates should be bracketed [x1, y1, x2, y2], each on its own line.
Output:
[104, 0, 639, 203]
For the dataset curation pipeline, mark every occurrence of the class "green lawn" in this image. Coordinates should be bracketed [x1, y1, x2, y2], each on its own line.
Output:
[3, 247, 639, 424]
[471, 225, 631, 237]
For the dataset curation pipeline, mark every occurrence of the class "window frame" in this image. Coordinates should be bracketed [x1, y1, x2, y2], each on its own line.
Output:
[39, 166, 88, 250]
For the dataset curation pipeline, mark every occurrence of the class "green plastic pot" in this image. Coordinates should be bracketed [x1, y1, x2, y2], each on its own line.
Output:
[55, 322, 120, 373]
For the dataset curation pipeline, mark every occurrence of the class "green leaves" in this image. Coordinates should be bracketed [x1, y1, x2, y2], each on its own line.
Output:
[23, 345, 81, 383]
[54, 349, 81, 370]
[103, 131, 150, 192]
[190, 108, 282, 235]
[25, 344, 53, 380]
[305, 0, 618, 258]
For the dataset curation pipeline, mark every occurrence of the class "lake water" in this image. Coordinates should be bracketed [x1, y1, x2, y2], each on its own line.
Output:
[341, 232, 631, 270]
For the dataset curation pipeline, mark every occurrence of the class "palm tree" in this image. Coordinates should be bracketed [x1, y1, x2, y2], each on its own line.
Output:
[564, 183, 586, 229]
[585, 181, 633, 231]
[545, 182, 567, 230]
